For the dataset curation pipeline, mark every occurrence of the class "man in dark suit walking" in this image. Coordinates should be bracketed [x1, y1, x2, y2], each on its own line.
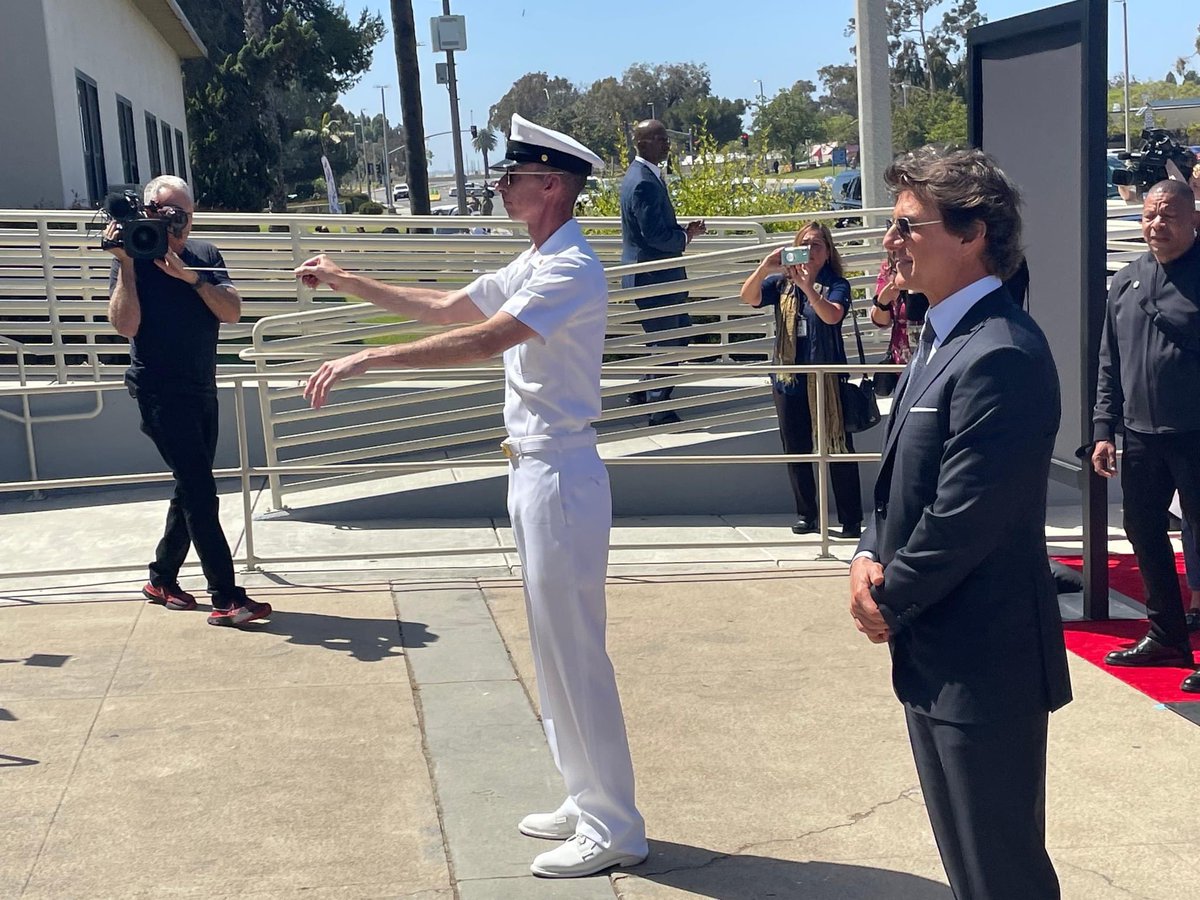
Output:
[620, 119, 705, 425]
[849, 147, 1072, 900]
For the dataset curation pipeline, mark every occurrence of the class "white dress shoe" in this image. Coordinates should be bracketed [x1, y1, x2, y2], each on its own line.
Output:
[530, 834, 647, 878]
[518, 810, 579, 840]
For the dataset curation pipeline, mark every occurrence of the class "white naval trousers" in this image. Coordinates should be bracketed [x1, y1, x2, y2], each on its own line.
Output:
[505, 433, 646, 855]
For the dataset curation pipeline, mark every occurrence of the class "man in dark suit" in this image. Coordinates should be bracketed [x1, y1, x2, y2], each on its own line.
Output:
[849, 147, 1072, 900]
[620, 119, 705, 425]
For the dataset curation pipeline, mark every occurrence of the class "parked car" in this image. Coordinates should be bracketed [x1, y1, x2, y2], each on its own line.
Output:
[449, 181, 482, 198]
[829, 170, 862, 211]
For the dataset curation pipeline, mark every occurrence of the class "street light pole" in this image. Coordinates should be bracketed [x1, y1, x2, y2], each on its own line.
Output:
[360, 110, 373, 198]
[754, 79, 766, 105]
[1116, 0, 1131, 152]
[441, 0, 470, 216]
[375, 85, 395, 212]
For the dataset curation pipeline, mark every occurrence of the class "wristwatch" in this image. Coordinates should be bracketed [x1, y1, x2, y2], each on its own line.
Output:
[872, 297, 893, 311]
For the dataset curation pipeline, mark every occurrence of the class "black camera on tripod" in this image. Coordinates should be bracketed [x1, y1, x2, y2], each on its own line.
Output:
[98, 191, 188, 260]
[1110, 128, 1197, 197]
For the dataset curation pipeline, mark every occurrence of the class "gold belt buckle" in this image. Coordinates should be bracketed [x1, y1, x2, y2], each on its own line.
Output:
[501, 442, 515, 460]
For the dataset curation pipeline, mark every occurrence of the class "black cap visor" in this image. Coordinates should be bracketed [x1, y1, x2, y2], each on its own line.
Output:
[491, 140, 592, 176]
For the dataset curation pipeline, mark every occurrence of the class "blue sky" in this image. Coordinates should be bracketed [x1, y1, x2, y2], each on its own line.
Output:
[338, 1, 1200, 173]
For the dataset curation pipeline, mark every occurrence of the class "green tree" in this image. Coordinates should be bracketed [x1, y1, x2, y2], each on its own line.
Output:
[816, 64, 858, 118]
[755, 81, 821, 166]
[891, 89, 966, 151]
[177, 0, 384, 210]
[822, 113, 859, 145]
[488, 73, 580, 134]
[665, 96, 747, 145]
[472, 126, 498, 173]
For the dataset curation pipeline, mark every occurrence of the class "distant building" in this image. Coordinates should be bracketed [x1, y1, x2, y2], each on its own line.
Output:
[1141, 97, 1200, 132]
[0, 0, 205, 209]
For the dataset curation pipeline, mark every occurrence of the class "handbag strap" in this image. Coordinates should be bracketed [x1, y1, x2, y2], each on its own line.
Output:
[848, 301, 868, 365]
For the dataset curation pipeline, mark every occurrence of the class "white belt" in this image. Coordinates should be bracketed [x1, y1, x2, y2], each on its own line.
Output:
[500, 430, 597, 460]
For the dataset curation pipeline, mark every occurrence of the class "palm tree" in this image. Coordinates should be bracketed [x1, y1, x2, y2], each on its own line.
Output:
[472, 127, 498, 173]
[295, 111, 345, 159]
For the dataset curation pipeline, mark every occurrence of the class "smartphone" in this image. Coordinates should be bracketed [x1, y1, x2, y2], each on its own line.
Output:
[781, 245, 810, 266]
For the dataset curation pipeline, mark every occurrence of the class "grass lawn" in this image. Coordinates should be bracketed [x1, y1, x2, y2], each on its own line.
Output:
[771, 165, 856, 181]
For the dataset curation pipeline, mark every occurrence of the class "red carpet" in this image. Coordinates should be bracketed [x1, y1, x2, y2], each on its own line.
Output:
[1053, 554, 1198, 704]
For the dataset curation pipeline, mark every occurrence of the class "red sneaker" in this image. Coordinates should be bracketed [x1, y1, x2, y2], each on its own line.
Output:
[142, 582, 198, 611]
[207, 599, 272, 627]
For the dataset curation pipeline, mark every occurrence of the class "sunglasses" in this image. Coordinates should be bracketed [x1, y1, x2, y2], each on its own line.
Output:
[498, 167, 569, 186]
[885, 216, 943, 238]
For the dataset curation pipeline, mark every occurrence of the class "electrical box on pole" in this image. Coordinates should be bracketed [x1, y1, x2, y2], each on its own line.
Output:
[435, 63, 449, 85]
[430, 16, 466, 51]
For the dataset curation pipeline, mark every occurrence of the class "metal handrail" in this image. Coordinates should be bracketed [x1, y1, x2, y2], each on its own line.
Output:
[0, 362, 903, 582]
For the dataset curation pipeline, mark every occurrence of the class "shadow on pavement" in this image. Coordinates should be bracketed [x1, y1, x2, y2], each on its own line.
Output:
[257, 610, 438, 662]
[627, 839, 951, 900]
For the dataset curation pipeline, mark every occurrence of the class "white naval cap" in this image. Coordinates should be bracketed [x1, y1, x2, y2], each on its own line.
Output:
[492, 113, 605, 176]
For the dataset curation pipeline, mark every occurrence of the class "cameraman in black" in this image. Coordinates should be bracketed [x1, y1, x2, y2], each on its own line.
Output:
[1093, 179, 1200, 692]
[105, 175, 271, 627]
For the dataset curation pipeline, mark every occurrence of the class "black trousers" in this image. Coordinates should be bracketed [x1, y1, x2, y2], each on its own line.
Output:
[906, 708, 1059, 900]
[633, 299, 691, 404]
[134, 388, 242, 606]
[773, 384, 862, 525]
[1121, 428, 1200, 647]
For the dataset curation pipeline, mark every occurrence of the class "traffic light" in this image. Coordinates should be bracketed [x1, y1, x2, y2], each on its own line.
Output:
[470, 125, 478, 138]
[740, 133, 749, 149]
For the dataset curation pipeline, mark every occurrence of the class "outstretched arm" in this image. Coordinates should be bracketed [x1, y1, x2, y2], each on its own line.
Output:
[295, 253, 485, 326]
[303, 311, 534, 409]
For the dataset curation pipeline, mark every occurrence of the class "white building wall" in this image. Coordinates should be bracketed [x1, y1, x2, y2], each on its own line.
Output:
[41, 0, 192, 207]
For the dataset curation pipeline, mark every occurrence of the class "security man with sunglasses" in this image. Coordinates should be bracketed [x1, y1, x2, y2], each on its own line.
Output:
[106, 175, 271, 627]
[296, 115, 647, 880]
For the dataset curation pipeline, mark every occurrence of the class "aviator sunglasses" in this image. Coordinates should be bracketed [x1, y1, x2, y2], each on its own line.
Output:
[885, 216, 943, 238]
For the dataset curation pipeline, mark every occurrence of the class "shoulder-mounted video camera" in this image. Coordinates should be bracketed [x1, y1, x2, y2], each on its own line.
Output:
[98, 191, 188, 260]
[1111, 128, 1197, 198]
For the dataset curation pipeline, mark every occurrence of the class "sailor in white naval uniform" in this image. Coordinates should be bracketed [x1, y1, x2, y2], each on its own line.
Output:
[297, 114, 647, 880]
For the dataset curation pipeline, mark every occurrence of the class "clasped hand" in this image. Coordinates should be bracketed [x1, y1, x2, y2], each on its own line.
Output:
[849, 556, 891, 643]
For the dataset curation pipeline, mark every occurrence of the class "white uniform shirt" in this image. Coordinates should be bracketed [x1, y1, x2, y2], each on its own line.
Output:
[466, 218, 608, 438]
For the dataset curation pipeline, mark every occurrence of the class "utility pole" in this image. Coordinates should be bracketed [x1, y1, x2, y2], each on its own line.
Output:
[391, 0, 429, 216]
[440, 0, 470, 216]
[361, 111, 373, 199]
[376, 85, 395, 213]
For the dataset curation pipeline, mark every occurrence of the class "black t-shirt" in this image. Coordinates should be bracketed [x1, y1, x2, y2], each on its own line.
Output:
[109, 239, 233, 394]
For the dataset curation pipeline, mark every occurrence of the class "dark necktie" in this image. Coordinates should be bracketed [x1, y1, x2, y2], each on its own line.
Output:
[899, 320, 938, 404]
[911, 319, 937, 377]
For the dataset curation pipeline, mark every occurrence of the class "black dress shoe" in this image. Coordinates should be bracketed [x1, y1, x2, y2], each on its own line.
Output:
[1104, 635, 1194, 668]
[791, 518, 817, 535]
[648, 410, 682, 426]
[838, 523, 862, 539]
[626, 392, 648, 406]
[1182, 669, 1200, 693]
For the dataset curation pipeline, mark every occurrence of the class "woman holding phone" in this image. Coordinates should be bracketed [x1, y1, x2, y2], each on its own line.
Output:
[739, 222, 862, 538]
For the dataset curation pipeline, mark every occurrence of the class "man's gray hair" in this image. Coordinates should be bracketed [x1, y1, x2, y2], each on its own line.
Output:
[144, 175, 192, 205]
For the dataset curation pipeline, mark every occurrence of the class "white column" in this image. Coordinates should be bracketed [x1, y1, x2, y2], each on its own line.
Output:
[856, 0, 893, 219]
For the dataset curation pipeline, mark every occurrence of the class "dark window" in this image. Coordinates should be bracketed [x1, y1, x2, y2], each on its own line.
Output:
[174, 129, 187, 183]
[160, 121, 175, 175]
[145, 112, 161, 177]
[116, 96, 138, 184]
[75, 72, 107, 206]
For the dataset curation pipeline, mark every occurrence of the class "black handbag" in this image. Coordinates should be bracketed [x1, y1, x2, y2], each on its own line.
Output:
[840, 305, 882, 434]
[873, 350, 900, 398]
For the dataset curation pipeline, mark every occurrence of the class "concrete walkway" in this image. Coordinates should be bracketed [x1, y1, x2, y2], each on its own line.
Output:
[2, 488, 1198, 899]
